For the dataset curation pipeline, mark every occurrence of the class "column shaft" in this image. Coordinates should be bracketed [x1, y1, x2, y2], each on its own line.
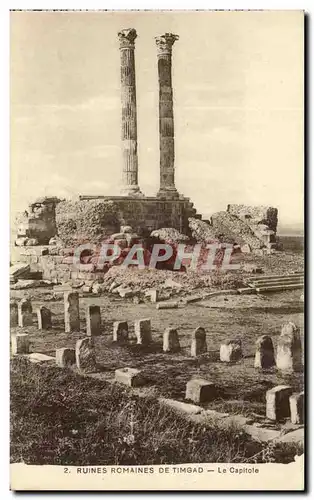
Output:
[155, 33, 179, 198]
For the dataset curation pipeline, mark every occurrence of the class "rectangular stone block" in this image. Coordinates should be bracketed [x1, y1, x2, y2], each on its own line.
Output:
[113, 321, 129, 343]
[12, 333, 30, 355]
[115, 367, 145, 387]
[18, 299, 33, 327]
[56, 347, 76, 368]
[191, 327, 207, 357]
[10, 302, 18, 327]
[289, 392, 304, 424]
[266, 385, 293, 421]
[185, 379, 216, 404]
[220, 339, 242, 362]
[86, 305, 101, 336]
[36, 306, 52, 330]
[64, 291, 80, 333]
[134, 318, 152, 345]
[163, 328, 180, 352]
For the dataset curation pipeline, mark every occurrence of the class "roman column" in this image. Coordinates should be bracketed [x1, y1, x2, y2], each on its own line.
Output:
[118, 28, 142, 196]
[155, 33, 179, 198]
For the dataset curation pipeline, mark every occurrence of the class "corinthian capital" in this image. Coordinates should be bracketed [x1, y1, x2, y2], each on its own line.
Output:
[118, 28, 137, 49]
[155, 33, 179, 56]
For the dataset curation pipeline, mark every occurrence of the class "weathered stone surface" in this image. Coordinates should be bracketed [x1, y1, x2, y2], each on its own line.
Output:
[266, 385, 293, 421]
[10, 263, 30, 280]
[56, 347, 76, 367]
[135, 318, 152, 345]
[28, 352, 55, 363]
[289, 392, 304, 425]
[188, 218, 217, 243]
[36, 306, 52, 330]
[211, 211, 263, 249]
[113, 321, 129, 343]
[220, 339, 242, 362]
[241, 244, 251, 254]
[191, 327, 207, 357]
[75, 338, 97, 373]
[115, 367, 145, 387]
[86, 305, 101, 337]
[276, 322, 302, 372]
[64, 291, 80, 333]
[10, 302, 18, 326]
[156, 301, 178, 310]
[151, 228, 189, 243]
[185, 379, 216, 403]
[11, 333, 30, 355]
[254, 335, 275, 369]
[163, 327, 180, 352]
[18, 299, 33, 327]
[159, 397, 202, 415]
[146, 289, 159, 303]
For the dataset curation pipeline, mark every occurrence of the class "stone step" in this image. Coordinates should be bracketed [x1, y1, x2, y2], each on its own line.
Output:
[246, 273, 303, 282]
[255, 283, 304, 293]
[248, 276, 304, 286]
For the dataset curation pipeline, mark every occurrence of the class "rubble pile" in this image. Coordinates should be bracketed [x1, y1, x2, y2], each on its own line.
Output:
[188, 218, 218, 243]
[210, 211, 263, 250]
[150, 228, 189, 243]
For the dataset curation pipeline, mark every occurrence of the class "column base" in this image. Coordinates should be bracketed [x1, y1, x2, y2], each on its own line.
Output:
[157, 187, 180, 199]
[120, 185, 144, 197]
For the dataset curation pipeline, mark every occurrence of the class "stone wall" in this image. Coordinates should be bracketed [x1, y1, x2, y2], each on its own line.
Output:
[15, 197, 61, 245]
[55, 196, 196, 245]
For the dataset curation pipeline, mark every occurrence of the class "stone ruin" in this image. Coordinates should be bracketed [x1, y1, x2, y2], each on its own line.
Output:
[10, 293, 304, 435]
[12, 28, 279, 260]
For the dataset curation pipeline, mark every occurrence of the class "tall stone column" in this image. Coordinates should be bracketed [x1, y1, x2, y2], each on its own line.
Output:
[118, 29, 142, 196]
[155, 33, 179, 198]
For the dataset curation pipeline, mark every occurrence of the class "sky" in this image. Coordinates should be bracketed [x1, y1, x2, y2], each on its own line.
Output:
[10, 10, 304, 231]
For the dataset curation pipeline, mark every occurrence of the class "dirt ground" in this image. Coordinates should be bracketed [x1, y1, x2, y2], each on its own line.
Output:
[10, 286, 304, 419]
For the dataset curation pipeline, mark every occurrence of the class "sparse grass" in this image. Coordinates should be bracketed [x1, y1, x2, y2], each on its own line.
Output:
[10, 358, 302, 465]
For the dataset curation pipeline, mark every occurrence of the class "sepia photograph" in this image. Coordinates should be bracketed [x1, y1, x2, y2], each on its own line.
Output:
[9, 9, 304, 491]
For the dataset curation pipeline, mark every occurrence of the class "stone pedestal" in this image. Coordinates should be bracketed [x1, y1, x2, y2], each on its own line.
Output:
[155, 33, 179, 198]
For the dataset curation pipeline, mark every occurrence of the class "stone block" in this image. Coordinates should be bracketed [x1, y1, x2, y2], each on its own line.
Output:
[254, 335, 275, 369]
[64, 291, 80, 333]
[220, 339, 242, 362]
[185, 379, 216, 403]
[12, 333, 30, 355]
[86, 305, 101, 337]
[115, 367, 145, 387]
[56, 347, 76, 368]
[191, 327, 207, 357]
[10, 302, 18, 326]
[18, 299, 33, 327]
[75, 337, 97, 373]
[163, 328, 180, 352]
[266, 385, 293, 421]
[289, 392, 304, 424]
[113, 321, 129, 343]
[276, 322, 302, 372]
[36, 306, 52, 329]
[135, 318, 152, 345]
